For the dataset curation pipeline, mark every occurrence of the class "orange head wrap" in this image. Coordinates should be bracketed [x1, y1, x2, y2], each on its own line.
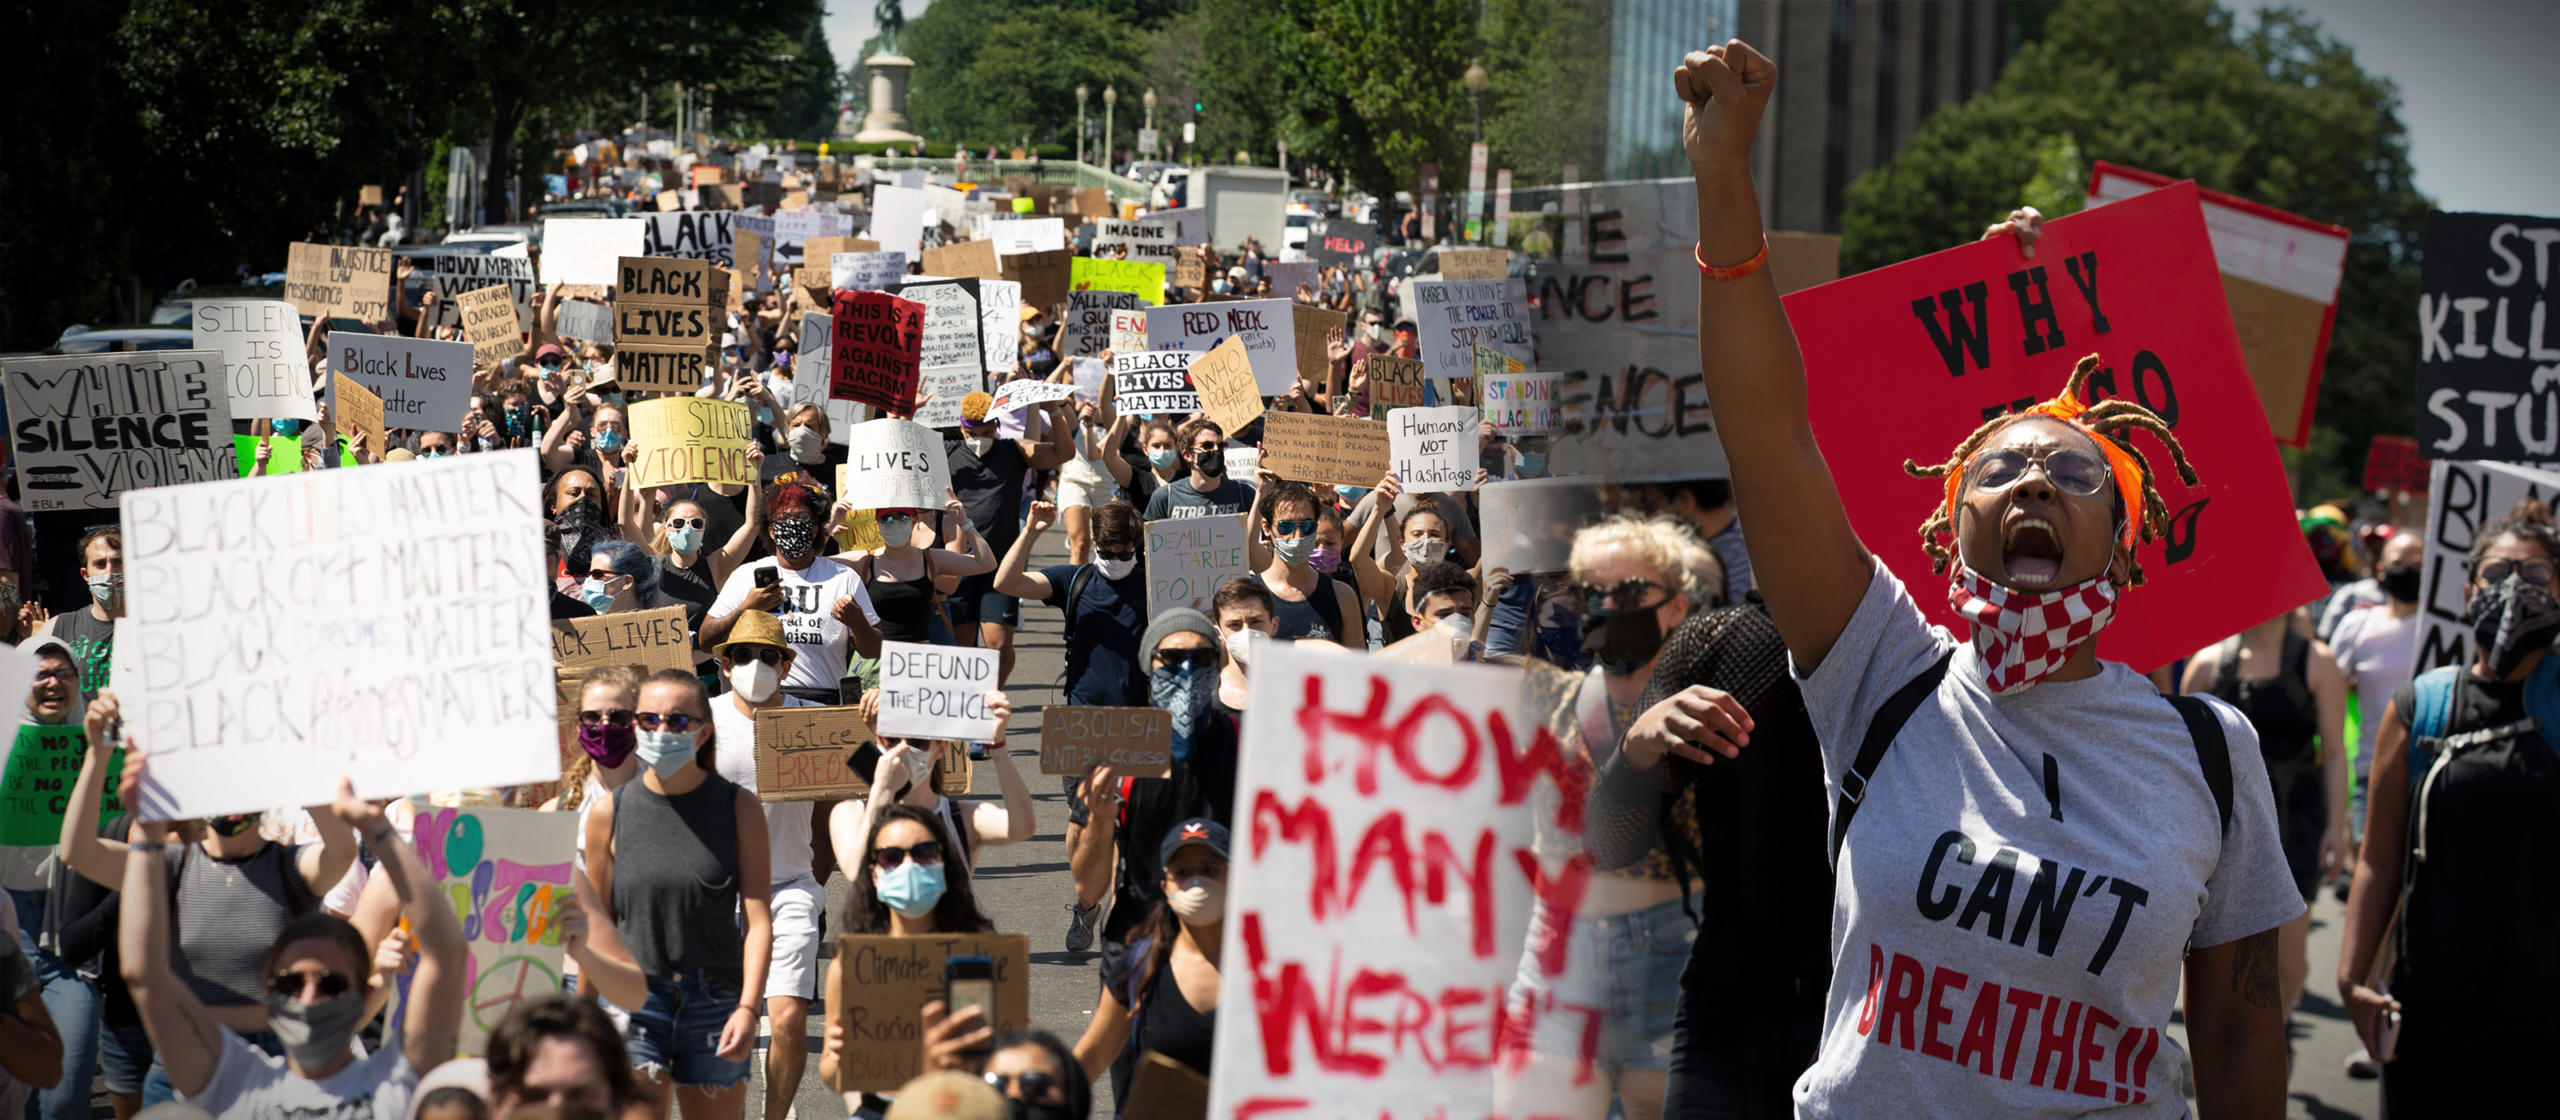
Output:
[1937, 387, 2149, 552]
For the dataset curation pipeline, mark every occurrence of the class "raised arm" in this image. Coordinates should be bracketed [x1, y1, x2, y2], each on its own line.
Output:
[931, 489, 998, 578]
[713, 480, 768, 585]
[59, 694, 130, 889]
[116, 753, 228, 1098]
[1068, 766, 1120, 914]
[967, 693, 1037, 846]
[333, 783, 466, 1072]
[1099, 413, 1139, 488]
[294, 796, 359, 905]
[994, 501, 1058, 601]
[1675, 42, 1872, 673]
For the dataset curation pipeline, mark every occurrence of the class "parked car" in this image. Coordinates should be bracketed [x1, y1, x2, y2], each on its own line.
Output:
[440, 227, 534, 251]
[541, 198, 628, 219]
[47, 325, 196, 355]
[1285, 212, 1313, 254]
[1125, 160, 1178, 185]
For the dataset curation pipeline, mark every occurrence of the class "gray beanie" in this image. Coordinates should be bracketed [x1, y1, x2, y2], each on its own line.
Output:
[1141, 607, 1218, 659]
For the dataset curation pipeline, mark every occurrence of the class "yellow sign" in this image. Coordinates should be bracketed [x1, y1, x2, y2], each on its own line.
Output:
[626, 398, 754, 489]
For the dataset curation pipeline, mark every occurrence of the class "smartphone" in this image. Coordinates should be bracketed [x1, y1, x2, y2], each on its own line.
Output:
[755, 567, 781, 590]
[944, 954, 997, 1062]
[2374, 982, 2401, 1062]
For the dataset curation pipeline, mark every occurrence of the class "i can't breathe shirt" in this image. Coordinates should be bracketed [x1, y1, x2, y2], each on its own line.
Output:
[1790, 560, 2302, 1117]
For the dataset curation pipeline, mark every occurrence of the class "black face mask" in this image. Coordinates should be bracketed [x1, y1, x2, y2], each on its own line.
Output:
[1581, 603, 1665, 675]
[2468, 575, 2560, 676]
[1191, 450, 1225, 478]
[1008, 1100, 1073, 1120]
[208, 814, 260, 837]
[2381, 564, 2422, 603]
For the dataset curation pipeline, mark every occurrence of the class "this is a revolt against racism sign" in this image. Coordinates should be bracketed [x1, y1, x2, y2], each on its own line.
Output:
[2414, 211, 2560, 460]
[1781, 182, 2323, 673]
[4, 352, 235, 512]
[831, 290, 926, 416]
[2415, 459, 2560, 673]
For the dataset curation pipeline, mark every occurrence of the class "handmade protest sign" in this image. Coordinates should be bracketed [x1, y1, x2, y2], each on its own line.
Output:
[1362, 354, 1427, 419]
[114, 450, 554, 819]
[1173, 247, 1209, 291]
[285, 242, 394, 321]
[1259, 412, 1390, 488]
[1479, 476, 1609, 575]
[989, 218, 1067, 256]
[885, 280, 987, 429]
[626, 398, 753, 489]
[614, 345, 714, 394]
[4, 352, 235, 512]
[325, 333, 473, 433]
[427, 255, 539, 330]
[1126, 1053, 1212, 1120]
[1037, 707, 1171, 778]
[0, 726, 116, 845]
[332, 374, 386, 453]
[389, 807, 574, 1057]
[1145, 513, 1248, 615]
[1481, 371, 1559, 434]
[2363, 434, 2429, 495]
[736, 228, 769, 293]
[1147, 298, 1299, 395]
[1390, 405, 1481, 493]
[641, 210, 736, 265]
[1185, 336, 1265, 434]
[1000, 248, 1073, 315]
[869, 185, 929, 259]
[832, 251, 909, 292]
[1265, 261, 1318, 300]
[922, 239, 1001, 280]
[987, 379, 1075, 416]
[1070, 258, 1166, 302]
[2414, 210, 2560, 460]
[1780, 181, 2324, 673]
[556, 300, 613, 344]
[791, 310, 836, 409]
[825, 934, 1030, 1093]
[1438, 247, 1510, 280]
[550, 606, 693, 677]
[754, 706, 873, 802]
[2417, 459, 2560, 672]
[1212, 647, 1551, 1120]
[839, 419, 955, 511]
[874, 641, 999, 741]
[1067, 290, 1145, 358]
[458, 285, 524, 370]
[1093, 219, 1181, 263]
[540, 219, 644, 286]
[799, 236, 866, 292]
[1291, 304, 1343, 388]
[831, 290, 926, 416]
[1409, 279, 1529, 393]
[1111, 309, 1150, 355]
[614, 256, 725, 393]
[1306, 218, 1377, 268]
[978, 279, 1022, 378]
[1113, 350, 1199, 414]
[191, 298, 317, 422]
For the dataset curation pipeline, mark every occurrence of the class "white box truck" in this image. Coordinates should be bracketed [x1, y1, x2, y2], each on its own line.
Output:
[1191, 166, 1290, 252]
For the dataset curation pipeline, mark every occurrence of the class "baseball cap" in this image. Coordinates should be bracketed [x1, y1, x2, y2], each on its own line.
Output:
[1159, 817, 1230, 866]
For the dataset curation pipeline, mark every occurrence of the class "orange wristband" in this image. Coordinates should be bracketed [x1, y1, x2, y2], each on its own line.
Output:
[1695, 236, 1771, 281]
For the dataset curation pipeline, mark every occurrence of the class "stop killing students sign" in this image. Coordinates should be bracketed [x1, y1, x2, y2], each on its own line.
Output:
[1780, 181, 2322, 673]
[2413, 210, 2560, 460]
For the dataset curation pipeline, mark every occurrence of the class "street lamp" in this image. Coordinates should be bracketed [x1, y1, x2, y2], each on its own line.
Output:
[1143, 88, 1157, 131]
[1103, 85, 1118, 172]
[1463, 59, 1488, 145]
[1076, 84, 1089, 165]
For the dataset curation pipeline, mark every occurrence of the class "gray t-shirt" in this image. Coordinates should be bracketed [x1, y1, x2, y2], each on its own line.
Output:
[186, 1025, 413, 1120]
[1791, 560, 2302, 1117]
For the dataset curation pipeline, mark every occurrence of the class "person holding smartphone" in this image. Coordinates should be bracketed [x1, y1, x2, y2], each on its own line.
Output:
[702, 482, 883, 705]
[818, 804, 996, 1117]
[1074, 819, 1228, 1112]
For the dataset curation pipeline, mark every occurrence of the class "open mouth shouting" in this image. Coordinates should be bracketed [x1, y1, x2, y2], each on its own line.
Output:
[2003, 515, 2065, 587]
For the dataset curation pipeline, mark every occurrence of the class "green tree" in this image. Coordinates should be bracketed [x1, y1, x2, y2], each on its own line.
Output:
[1269, 0, 1476, 201]
[1480, 0, 1609, 186]
[1839, 0, 2428, 498]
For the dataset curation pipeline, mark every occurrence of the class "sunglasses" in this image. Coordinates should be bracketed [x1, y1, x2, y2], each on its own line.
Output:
[1271, 519, 1318, 539]
[1570, 578, 1670, 616]
[1155, 648, 1218, 671]
[2478, 558, 2558, 586]
[1964, 446, 2111, 498]
[1096, 549, 1137, 562]
[1191, 444, 1222, 455]
[269, 969, 354, 1000]
[984, 1071, 1062, 1100]
[577, 708, 634, 727]
[32, 666, 78, 685]
[665, 517, 707, 531]
[872, 840, 944, 869]
[729, 647, 786, 667]
[634, 712, 700, 732]
[585, 569, 621, 582]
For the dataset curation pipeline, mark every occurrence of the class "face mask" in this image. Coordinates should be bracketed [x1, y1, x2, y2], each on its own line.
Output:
[633, 728, 697, 778]
[272, 418, 306, 439]
[964, 436, 996, 458]
[1148, 448, 1181, 470]
[730, 658, 781, 703]
[1273, 535, 1316, 566]
[772, 518, 818, 559]
[878, 515, 916, 546]
[756, 407, 776, 427]
[1192, 450, 1225, 478]
[581, 578, 615, 613]
[2381, 564, 2422, 603]
[208, 814, 259, 837]
[1336, 486, 1369, 506]
[1580, 597, 1667, 676]
[2466, 574, 2560, 676]
[267, 990, 369, 1070]
[1168, 877, 1227, 925]
[666, 525, 704, 555]
[1009, 1100, 1074, 1120]
[1308, 546, 1343, 574]
[578, 722, 636, 768]
[1151, 661, 1213, 760]
[1517, 451, 1547, 478]
[1097, 555, 1139, 581]
[875, 860, 947, 918]
[788, 426, 826, 461]
[87, 571, 124, 610]
[1366, 324, 1389, 344]
[1946, 563, 2121, 695]
[595, 429, 626, 454]
[1403, 538, 1448, 566]
[1223, 628, 1264, 668]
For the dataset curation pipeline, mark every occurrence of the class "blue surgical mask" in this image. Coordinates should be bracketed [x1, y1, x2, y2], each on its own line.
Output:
[878, 515, 916, 545]
[272, 418, 306, 439]
[595, 429, 626, 454]
[581, 578, 615, 613]
[756, 407, 775, 427]
[666, 525, 704, 554]
[1336, 486, 1369, 505]
[1148, 448, 1180, 470]
[1273, 535, 1316, 566]
[633, 728, 695, 778]
[1517, 452, 1546, 478]
[875, 860, 947, 918]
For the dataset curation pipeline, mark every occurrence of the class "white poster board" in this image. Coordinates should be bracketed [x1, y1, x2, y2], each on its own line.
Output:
[1389, 406, 1481, 493]
[989, 218, 1067, 256]
[839, 418, 954, 514]
[2417, 459, 2560, 672]
[1093, 219, 1181, 264]
[1145, 513, 1249, 615]
[832, 252, 909, 292]
[886, 280, 985, 430]
[1408, 278, 1530, 390]
[1112, 350, 1199, 414]
[556, 300, 614, 344]
[1479, 372, 1560, 435]
[1145, 298, 1299, 395]
[191, 298, 318, 421]
[978, 279, 1022, 379]
[987, 379, 1075, 416]
[874, 641, 998, 742]
[540, 219, 645, 287]
[114, 450, 556, 820]
[2, 352, 236, 513]
[385, 807, 575, 1058]
[1534, 179, 1731, 482]
[1110, 308, 1150, 355]
[870, 185, 929, 259]
[327, 333, 475, 433]
[428, 255, 539, 331]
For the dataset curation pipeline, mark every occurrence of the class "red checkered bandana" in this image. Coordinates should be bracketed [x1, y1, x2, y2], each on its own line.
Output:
[1946, 563, 2120, 695]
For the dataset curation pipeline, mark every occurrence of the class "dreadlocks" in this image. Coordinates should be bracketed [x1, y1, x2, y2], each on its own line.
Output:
[1900, 354, 2199, 586]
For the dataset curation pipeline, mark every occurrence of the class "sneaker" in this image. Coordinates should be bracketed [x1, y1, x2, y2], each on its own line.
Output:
[1064, 900, 1101, 953]
[2344, 1047, 2378, 1079]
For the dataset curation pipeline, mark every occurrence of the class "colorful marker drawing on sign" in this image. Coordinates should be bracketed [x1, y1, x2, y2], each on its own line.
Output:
[386, 807, 574, 1058]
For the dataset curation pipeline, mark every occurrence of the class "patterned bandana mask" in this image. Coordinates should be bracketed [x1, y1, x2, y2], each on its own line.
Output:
[1947, 562, 2119, 695]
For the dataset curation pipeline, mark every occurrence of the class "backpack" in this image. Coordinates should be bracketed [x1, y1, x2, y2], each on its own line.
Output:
[1828, 651, 2234, 866]
[1054, 563, 1098, 691]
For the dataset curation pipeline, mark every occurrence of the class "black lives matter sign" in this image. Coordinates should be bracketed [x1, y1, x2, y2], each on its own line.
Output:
[2415, 211, 2560, 460]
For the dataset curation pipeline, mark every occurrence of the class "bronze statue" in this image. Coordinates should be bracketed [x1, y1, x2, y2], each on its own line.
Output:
[874, 0, 905, 56]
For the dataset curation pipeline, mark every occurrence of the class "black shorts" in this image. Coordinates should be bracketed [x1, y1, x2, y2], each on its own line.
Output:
[944, 571, 1019, 629]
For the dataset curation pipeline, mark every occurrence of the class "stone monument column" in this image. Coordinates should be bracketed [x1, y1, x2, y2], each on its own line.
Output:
[855, 55, 922, 145]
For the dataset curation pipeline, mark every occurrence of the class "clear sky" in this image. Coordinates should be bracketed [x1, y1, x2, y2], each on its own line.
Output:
[822, 0, 2554, 217]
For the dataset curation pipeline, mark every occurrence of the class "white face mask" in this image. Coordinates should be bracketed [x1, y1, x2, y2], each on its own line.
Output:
[964, 436, 995, 457]
[1167, 878, 1227, 925]
[1222, 627, 1265, 668]
[729, 658, 781, 703]
[1403, 538, 1449, 565]
[1097, 555, 1138, 581]
[787, 425, 825, 461]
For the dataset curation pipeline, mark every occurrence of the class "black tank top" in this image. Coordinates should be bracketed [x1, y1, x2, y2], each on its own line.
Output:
[609, 772, 746, 985]
[2208, 633, 2319, 767]
[1107, 939, 1218, 1112]
[864, 555, 938, 644]
[1377, 572, 1416, 645]
[1255, 571, 1343, 643]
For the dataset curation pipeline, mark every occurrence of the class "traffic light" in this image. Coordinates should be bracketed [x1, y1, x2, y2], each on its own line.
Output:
[1194, 101, 1204, 113]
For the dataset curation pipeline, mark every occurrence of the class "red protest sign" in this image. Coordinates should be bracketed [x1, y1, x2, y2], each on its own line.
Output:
[1781, 181, 2324, 673]
[2361, 434, 2429, 495]
[830, 289, 925, 417]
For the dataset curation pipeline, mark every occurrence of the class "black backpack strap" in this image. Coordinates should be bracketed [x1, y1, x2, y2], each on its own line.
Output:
[1829, 650, 1955, 866]
[1060, 563, 1097, 645]
[2167, 694, 2234, 837]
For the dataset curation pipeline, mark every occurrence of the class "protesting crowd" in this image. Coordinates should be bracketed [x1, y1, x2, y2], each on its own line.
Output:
[0, 30, 2550, 1120]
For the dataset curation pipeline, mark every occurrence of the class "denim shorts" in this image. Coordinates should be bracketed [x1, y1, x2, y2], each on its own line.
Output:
[624, 970, 751, 1088]
[1505, 893, 1696, 1075]
[100, 1017, 154, 1094]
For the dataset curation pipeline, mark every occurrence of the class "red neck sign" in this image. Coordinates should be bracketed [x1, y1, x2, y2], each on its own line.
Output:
[1781, 182, 2323, 673]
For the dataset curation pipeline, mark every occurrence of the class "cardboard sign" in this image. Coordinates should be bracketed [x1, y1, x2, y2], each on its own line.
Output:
[1362, 355, 1427, 418]
[2416, 459, 2560, 672]
[839, 419, 956, 512]
[1259, 412, 1390, 488]
[1409, 279, 1529, 392]
[800, 236, 860, 293]
[1145, 513, 1249, 615]
[390, 808, 574, 1057]
[540, 219, 644, 287]
[1779, 181, 2325, 673]
[327, 333, 475, 434]
[115, 450, 554, 819]
[886, 280, 987, 429]
[191, 298, 318, 422]
[1307, 218, 1377, 268]
[1147, 298, 1299, 396]
[831, 290, 927, 416]
[1094, 219, 1182, 263]
[1437, 247, 1510, 281]
[613, 344, 714, 394]
[736, 228, 769, 293]
[557, 300, 613, 344]
[825, 934, 1030, 1093]
[1114, 350, 1200, 414]
[1125, 1052, 1212, 1120]
[1185, 336, 1264, 433]
[875, 641, 999, 741]
[427, 255, 538, 331]
[1174, 247, 1209, 291]
[1481, 371, 1559, 435]
[626, 398, 753, 489]
[2088, 162, 2350, 448]
[641, 210, 736, 266]
[610, 298, 715, 348]
[3, 351, 236, 512]
[1037, 707, 1172, 777]
[1071, 258, 1167, 302]
[1291, 304, 1343, 388]
[1000, 248, 1074, 315]
[987, 379, 1075, 416]
[0, 726, 117, 845]
[457, 285, 524, 370]
[1389, 405, 1480, 493]
[832, 251, 910, 292]
[2363, 434, 2430, 495]
[754, 705, 873, 802]
[332, 373, 386, 453]
[2414, 210, 2560, 459]
[550, 606, 693, 680]
[285, 241, 394, 322]
[1479, 476, 1609, 575]
[1067, 290, 1145, 358]
[922, 239, 1001, 280]
[1211, 647, 1547, 1120]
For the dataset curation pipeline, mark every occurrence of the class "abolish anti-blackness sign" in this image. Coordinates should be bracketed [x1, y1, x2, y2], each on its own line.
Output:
[1780, 181, 2323, 673]
[2416, 459, 2560, 672]
[874, 641, 998, 742]
[112, 449, 556, 820]
[4, 352, 236, 513]
[2414, 211, 2560, 460]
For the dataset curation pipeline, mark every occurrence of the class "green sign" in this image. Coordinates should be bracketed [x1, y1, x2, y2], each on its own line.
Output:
[0, 725, 119, 845]
[233, 434, 358, 476]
